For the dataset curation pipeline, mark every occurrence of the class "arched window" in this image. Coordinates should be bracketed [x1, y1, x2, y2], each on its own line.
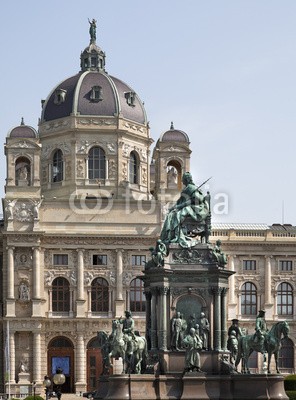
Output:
[279, 337, 294, 369]
[277, 282, 293, 315]
[15, 156, 31, 185]
[88, 147, 106, 180]
[52, 149, 64, 182]
[241, 282, 257, 316]
[130, 278, 145, 312]
[129, 151, 138, 184]
[91, 277, 109, 312]
[52, 277, 70, 312]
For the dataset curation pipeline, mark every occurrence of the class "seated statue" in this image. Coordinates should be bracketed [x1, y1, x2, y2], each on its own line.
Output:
[212, 240, 227, 267]
[160, 172, 210, 248]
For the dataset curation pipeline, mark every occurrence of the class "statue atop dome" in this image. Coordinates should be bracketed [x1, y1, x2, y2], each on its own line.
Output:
[88, 18, 97, 43]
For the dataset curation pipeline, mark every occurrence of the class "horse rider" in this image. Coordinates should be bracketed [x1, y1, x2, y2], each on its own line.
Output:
[254, 309, 268, 352]
[119, 311, 137, 347]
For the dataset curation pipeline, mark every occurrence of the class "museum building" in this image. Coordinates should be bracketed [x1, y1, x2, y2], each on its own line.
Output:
[0, 26, 295, 395]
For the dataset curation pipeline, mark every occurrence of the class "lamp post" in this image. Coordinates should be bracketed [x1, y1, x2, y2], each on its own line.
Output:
[43, 376, 52, 400]
[53, 368, 66, 400]
[32, 381, 36, 400]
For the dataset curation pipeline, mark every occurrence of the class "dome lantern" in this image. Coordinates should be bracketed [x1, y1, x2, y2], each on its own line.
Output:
[80, 19, 106, 72]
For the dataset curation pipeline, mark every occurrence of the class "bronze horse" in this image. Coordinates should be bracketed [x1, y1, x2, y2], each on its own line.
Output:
[235, 320, 289, 374]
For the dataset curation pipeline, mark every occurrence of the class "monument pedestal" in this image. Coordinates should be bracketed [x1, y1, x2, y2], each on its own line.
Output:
[95, 373, 288, 400]
[181, 372, 213, 400]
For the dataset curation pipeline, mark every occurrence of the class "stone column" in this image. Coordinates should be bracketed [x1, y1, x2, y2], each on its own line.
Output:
[212, 287, 222, 351]
[238, 291, 242, 319]
[77, 250, 84, 300]
[228, 255, 236, 304]
[6, 247, 15, 316]
[87, 289, 92, 317]
[33, 247, 41, 299]
[150, 287, 157, 350]
[69, 290, 74, 317]
[7, 247, 14, 299]
[48, 289, 53, 317]
[76, 250, 85, 317]
[115, 249, 125, 317]
[144, 290, 152, 349]
[76, 334, 85, 389]
[221, 288, 228, 350]
[33, 332, 42, 383]
[9, 329, 15, 383]
[265, 256, 272, 306]
[158, 287, 169, 350]
[116, 250, 123, 300]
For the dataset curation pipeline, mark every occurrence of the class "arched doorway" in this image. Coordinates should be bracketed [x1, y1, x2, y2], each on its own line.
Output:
[48, 337, 74, 393]
[87, 337, 104, 391]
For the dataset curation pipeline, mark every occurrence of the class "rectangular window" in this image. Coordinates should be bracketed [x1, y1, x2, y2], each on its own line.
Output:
[93, 254, 107, 266]
[53, 254, 68, 266]
[279, 260, 293, 271]
[132, 255, 146, 266]
[243, 260, 256, 271]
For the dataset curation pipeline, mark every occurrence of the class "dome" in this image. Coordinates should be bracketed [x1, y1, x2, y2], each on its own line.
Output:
[41, 71, 147, 125]
[8, 118, 38, 138]
[160, 122, 189, 142]
[40, 23, 147, 126]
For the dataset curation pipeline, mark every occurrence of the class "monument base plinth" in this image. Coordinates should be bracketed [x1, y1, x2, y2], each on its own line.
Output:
[95, 373, 288, 400]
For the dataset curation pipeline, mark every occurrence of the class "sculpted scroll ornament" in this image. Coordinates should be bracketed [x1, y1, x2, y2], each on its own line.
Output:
[123, 122, 144, 133]
[77, 118, 115, 126]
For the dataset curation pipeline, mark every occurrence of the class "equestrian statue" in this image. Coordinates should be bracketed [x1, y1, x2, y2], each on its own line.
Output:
[235, 313, 289, 374]
[97, 311, 147, 374]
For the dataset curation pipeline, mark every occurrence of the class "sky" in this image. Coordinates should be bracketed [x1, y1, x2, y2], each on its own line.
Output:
[1, 0, 296, 225]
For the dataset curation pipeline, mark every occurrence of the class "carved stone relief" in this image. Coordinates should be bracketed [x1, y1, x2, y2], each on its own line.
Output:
[142, 167, 147, 184]
[122, 162, 128, 180]
[77, 118, 115, 127]
[14, 202, 34, 222]
[42, 141, 71, 160]
[65, 160, 72, 180]
[18, 281, 30, 301]
[122, 144, 130, 157]
[15, 249, 32, 268]
[122, 271, 134, 285]
[108, 159, 117, 179]
[77, 159, 85, 178]
[123, 122, 144, 133]
[84, 271, 94, 286]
